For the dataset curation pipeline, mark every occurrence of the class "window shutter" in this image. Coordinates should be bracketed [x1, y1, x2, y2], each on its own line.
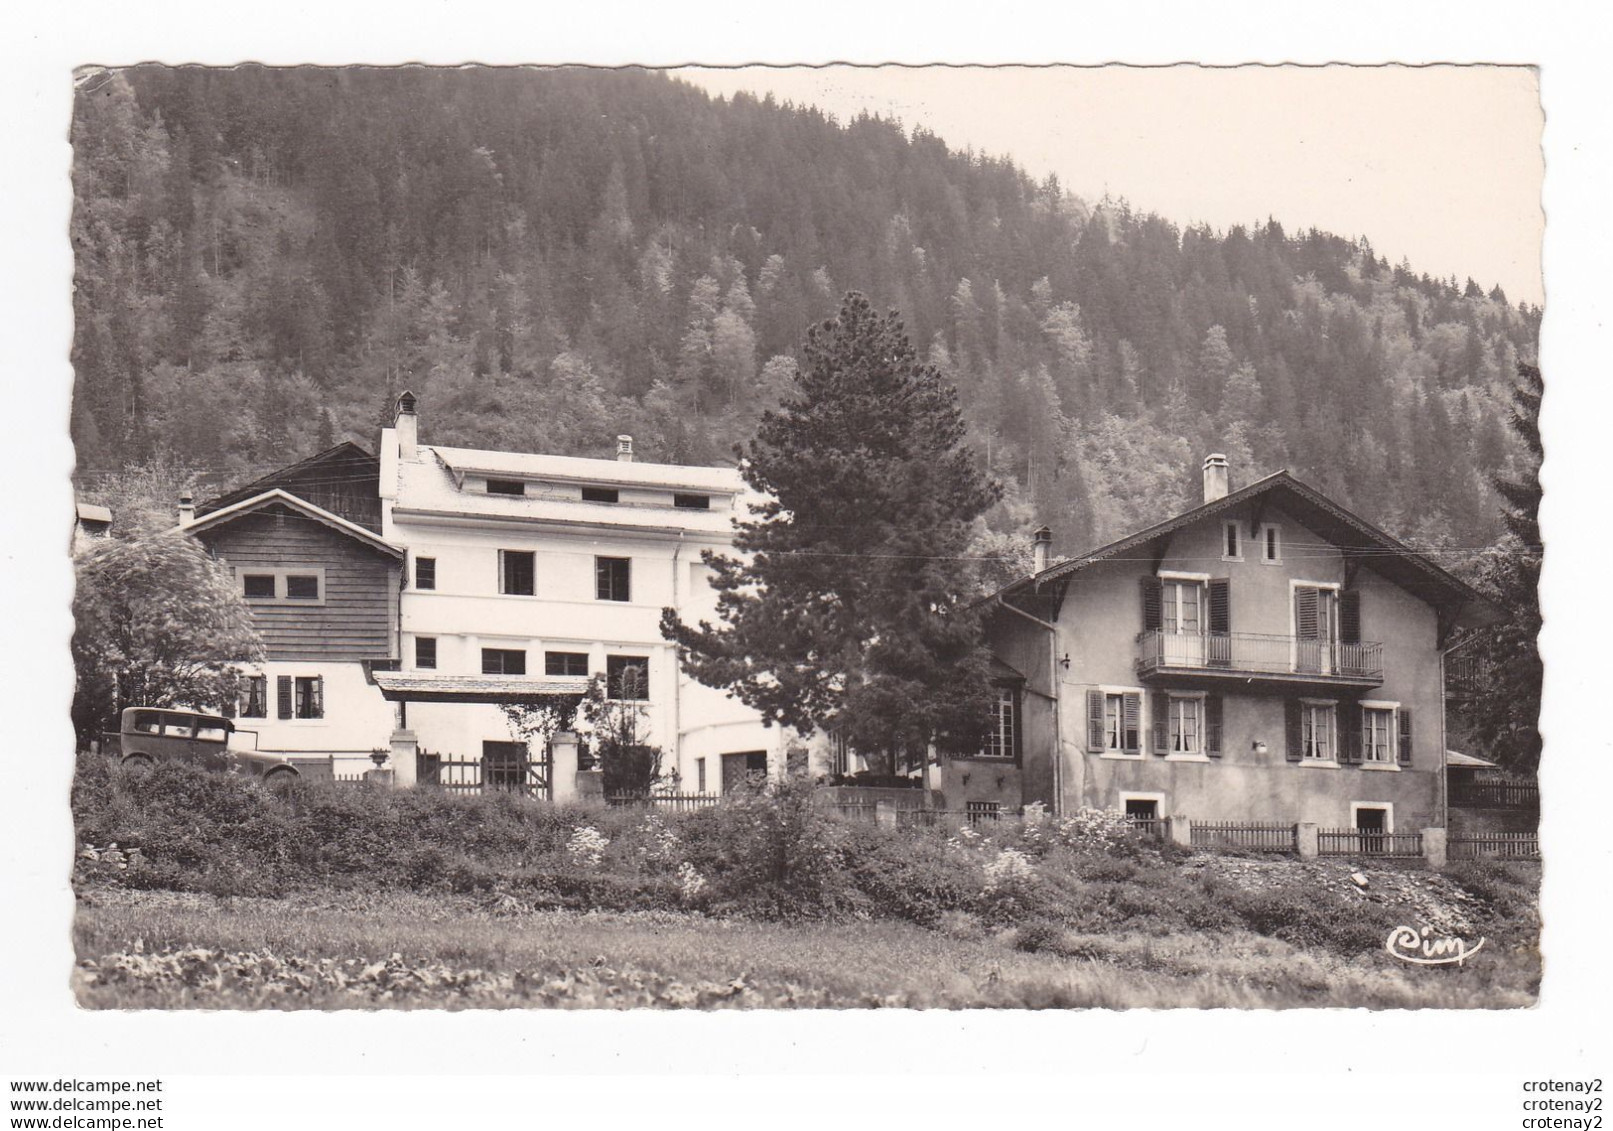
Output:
[1208, 578, 1231, 634]
[1122, 692, 1142, 754]
[276, 676, 293, 720]
[1397, 708, 1413, 765]
[1151, 691, 1169, 755]
[1140, 577, 1163, 632]
[1340, 702, 1363, 765]
[1339, 590, 1362, 645]
[1294, 586, 1319, 640]
[1205, 693, 1223, 757]
[1284, 699, 1303, 762]
[1086, 690, 1105, 752]
[311, 677, 324, 719]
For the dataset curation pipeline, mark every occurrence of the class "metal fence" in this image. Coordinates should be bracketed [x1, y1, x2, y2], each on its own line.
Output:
[1449, 832, 1540, 860]
[1189, 820, 1298, 853]
[1317, 828, 1424, 858]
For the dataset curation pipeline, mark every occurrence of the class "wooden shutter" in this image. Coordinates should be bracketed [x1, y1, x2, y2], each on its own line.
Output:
[1397, 708, 1414, 765]
[276, 676, 293, 720]
[1294, 586, 1320, 639]
[1122, 692, 1142, 754]
[310, 677, 324, 719]
[1340, 702, 1363, 765]
[1205, 693, 1223, 757]
[1208, 578, 1231, 634]
[1284, 698, 1303, 762]
[1151, 691, 1169, 755]
[1086, 690, 1105, 751]
[1339, 589, 1362, 645]
[1140, 576, 1163, 632]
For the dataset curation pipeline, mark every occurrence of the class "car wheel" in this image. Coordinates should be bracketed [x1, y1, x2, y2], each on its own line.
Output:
[263, 768, 298, 792]
[121, 755, 154, 777]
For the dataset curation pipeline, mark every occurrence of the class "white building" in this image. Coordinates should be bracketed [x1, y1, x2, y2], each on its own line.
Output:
[375, 393, 789, 796]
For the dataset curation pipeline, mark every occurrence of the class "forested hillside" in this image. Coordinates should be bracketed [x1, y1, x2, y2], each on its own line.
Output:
[71, 65, 1539, 562]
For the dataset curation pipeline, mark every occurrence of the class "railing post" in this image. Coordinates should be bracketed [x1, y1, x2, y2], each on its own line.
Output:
[1421, 827, 1447, 870]
[1168, 814, 1193, 847]
[1296, 822, 1319, 859]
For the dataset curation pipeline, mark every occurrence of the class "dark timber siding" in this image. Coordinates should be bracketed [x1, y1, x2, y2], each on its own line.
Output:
[198, 505, 400, 661]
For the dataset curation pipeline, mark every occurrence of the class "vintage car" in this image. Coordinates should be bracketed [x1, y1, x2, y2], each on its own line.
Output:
[105, 706, 300, 786]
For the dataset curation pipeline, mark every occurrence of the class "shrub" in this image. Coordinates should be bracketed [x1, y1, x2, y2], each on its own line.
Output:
[1225, 884, 1399, 956]
[841, 825, 980, 926]
[1013, 918, 1068, 954]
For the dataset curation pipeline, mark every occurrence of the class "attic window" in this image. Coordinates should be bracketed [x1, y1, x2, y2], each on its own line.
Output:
[674, 493, 711, 510]
[243, 574, 277, 599]
[486, 479, 525, 497]
[582, 487, 620, 504]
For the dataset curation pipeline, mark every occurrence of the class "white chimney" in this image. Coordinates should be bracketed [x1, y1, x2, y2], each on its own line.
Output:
[395, 391, 418, 461]
[1032, 525, 1052, 573]
[1203, 453, 1229, 503]
[617, 434, 634, 463]
[177, 494, 195, 528]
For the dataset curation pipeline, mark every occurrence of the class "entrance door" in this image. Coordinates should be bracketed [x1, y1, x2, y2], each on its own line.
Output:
[721, 751, 769, 794]
[1354, 805, 1388, 854]
[1295, 586, 1339, 674]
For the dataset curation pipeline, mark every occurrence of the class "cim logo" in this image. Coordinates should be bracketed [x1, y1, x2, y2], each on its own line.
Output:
[1385, 924, 1487, 966]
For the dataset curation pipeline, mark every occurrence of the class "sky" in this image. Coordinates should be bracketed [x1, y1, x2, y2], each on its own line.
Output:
[680, 65, 1545, 307]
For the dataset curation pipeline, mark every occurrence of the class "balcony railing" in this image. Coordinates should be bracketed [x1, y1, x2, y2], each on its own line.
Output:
[1136, 630, 1384, 684]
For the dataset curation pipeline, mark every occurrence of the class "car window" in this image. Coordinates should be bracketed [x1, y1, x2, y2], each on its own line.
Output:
[162, 714, 196, 738]
[195, 721, 229, 742]
[130, 711, 162, 734]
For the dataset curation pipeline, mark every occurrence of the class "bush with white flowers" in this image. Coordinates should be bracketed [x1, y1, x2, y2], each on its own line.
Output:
[566, 826, 610, 869]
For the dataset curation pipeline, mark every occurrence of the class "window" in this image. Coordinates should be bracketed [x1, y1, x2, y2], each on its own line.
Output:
[238, 676, 267, 719]
[1168, 695, 1202, 754]
[1261, 523, 1282, 563]
[1302, 702, 1335, 760]
[673, 493, 711, 510]
[415, 557, 436, 590]
[239, 568, 325, 604]
[415, 636, 437, 670]
[243, 573, 277, 599]
[581, 486, 620, 504]
[486, 478, 525, 496]
[130, 711, 162, 734]
[1124, 797, 1159, 820]
[595, 556, 631, 602]
[696, 757, 707, 793]
[482, 648, 526, 676]
[545, 651, 589, 677]
[831, 730, 853, 777]
[499, 550, 535, 596]
[1088, 690, 1142, 754]
[294, 676, 323, 720]
[606, 655, 650, 700]
[981, 687, 1019, 759]
[162, 715, 195, 738]
[1162, 579, 1203, 634]
[1223, 521, 1243, 561]
[195, 720, 229, 743]
[1362, 706, 1395, 763]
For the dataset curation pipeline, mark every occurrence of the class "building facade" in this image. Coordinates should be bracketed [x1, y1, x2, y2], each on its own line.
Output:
[972, 455, 1497, 832]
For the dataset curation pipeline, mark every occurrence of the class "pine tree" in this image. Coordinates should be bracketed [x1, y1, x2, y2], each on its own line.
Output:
[1460, 362, 1542, 772]
[661, 293, 1002, 772]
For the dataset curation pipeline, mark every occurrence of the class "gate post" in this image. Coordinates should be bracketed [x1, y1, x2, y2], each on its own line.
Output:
[875, 800, 898, 830]
[389, 728, 418, 788]
[1168, 814, 1193, 847]
[1422, 827, 1448, 870]
[549, 731, 580, 804]
[1297, 823, 1319, 859]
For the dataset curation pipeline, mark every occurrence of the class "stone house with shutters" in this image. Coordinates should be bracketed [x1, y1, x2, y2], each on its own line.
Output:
[180, 443, 404, 774]
[970, 454, 1498, 834]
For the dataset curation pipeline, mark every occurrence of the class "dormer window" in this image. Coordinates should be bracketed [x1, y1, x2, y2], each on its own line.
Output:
[674, 493, 711, 510]
[486, 479, 525, 496]
[582, 486, 620, 504]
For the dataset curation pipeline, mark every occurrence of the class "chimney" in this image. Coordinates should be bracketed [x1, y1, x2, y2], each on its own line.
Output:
[1202, 453, 1229, 504]
[395, 391, 418, 461]
[617, 434, 634, 463]
[177, 494, 195, 528]
[1032, 525, 1052, 574]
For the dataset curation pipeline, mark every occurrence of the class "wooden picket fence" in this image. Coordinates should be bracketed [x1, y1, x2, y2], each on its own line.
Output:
[1449, 832, 1540, 860]
[1126, 816, 1169, 843]
[605, 792, 721, 812]
[1317, 828, 1424, 858]
[1190, 820, 1298, 853]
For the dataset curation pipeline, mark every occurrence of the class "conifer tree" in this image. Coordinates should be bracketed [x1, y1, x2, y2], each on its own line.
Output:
[661, 293, 1001, 773]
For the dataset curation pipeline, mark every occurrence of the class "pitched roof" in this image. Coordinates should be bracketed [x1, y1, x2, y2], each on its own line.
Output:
[1446, 750, 1500, 769]
[75, 502, 112, 525]
[998, 470, 1500, 628]
[180, 489, 405, 559]
[430, 444, 744, 494]
[196, 441, 381, 529]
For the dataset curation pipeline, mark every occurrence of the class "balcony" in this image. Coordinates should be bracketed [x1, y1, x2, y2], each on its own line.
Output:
[1135, 630, 1384, 691]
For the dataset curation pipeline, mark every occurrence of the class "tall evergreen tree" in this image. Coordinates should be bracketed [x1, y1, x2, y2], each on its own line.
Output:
[661, 293, 1002, 772]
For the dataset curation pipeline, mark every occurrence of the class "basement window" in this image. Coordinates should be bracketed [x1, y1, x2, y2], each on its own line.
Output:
[486, 478, 525, 497]
[581, 486, 620, 504]
[673, 493, 711, 510]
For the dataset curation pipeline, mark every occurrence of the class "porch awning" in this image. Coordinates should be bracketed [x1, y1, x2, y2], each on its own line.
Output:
[371, 671, 590, 704]
[1446, 749, 1500, 769]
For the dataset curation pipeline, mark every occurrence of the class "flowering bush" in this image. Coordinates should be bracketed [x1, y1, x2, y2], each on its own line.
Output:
[634, 814, 682, 871]
[676, 862, 709, 905]
[566, 826, 610, 869]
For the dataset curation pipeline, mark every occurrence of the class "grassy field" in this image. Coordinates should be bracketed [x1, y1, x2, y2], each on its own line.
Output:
[73, 885, 1540, 1010]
